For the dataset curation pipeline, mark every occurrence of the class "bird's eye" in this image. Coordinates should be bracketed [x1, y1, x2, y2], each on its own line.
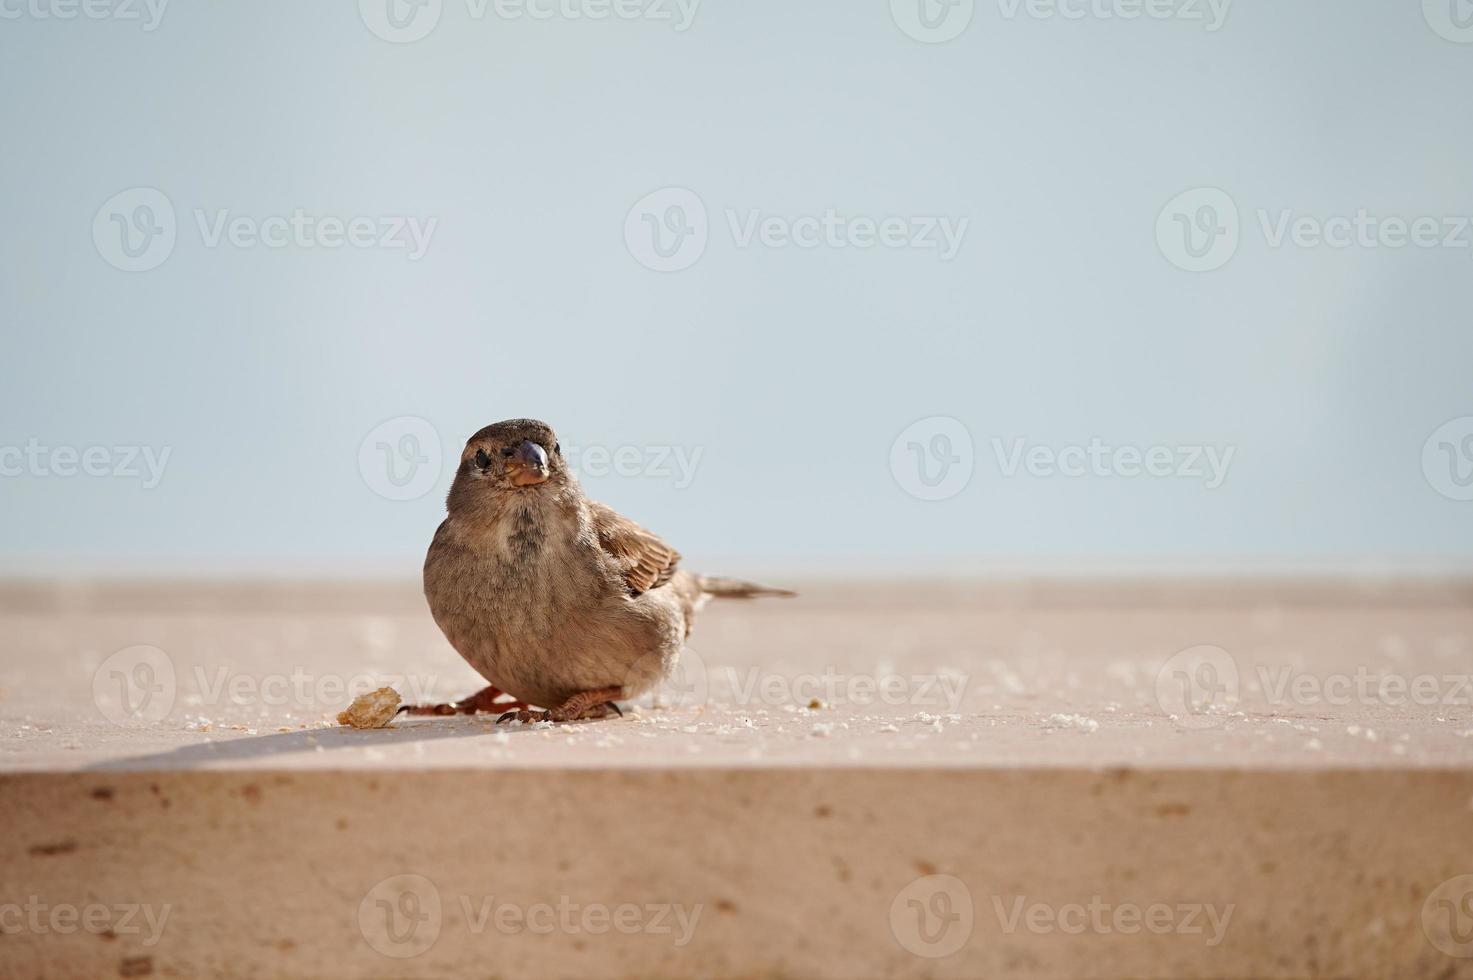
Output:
[474, 449, 491, 468]
[553, 443, 560, 455]
[501, 447, 516, 458]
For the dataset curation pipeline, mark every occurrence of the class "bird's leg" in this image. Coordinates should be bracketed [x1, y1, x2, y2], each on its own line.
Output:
[497, 687, 625, 725]
[398, 684, 528, 717]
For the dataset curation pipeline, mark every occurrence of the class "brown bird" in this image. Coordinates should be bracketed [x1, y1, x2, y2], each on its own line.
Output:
[402, 419, 793, 724]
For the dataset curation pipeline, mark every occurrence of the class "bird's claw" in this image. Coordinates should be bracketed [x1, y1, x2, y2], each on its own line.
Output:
[498, 708, 551, 725]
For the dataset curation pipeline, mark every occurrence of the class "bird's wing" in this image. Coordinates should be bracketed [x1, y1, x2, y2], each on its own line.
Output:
[589, 500, 681, 595]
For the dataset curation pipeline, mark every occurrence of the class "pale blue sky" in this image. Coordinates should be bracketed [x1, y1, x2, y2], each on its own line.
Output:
[2, 0, 1471, 576]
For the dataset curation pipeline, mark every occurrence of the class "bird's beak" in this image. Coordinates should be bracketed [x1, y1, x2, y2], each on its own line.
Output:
[508, 441, 549, 487]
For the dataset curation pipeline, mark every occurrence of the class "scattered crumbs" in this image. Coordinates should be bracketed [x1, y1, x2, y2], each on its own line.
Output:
[810, 723, 834, 738]
[1047, 713, 1100, 733]
[878, 724, 899, 733]
[681, 725, 700, 734]
[1304, 738, 1323, 751]
[807, 698, 827, 710]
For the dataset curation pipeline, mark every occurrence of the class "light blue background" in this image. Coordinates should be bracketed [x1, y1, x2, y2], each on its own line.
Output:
[2, 0, 1471, 576]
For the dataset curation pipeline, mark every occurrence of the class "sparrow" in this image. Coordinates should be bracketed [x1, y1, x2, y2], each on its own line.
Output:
[401, 419, 793, 724]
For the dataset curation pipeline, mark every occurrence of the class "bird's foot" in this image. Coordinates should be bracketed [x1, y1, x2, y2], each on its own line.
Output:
[496, 708, 553, 725]
[398, 684, 528, 717]
[497, 687, 625, 725]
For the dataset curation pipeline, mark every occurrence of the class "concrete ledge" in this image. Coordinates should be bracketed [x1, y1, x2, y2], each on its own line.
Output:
[2, 580, 1472, 977]
[3, 768, 1473, 979]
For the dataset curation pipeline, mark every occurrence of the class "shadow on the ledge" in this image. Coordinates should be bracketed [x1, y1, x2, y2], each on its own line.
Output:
[81, 717, 555, 771]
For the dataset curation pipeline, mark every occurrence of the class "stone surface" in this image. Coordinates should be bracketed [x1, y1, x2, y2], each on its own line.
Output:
[2, 579, 1472, 978]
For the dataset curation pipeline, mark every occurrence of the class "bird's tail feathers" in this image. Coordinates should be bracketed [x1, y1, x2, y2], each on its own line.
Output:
[698, 575, 797, 600]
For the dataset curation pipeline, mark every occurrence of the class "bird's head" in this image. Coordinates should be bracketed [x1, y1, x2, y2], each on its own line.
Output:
[447, 418, 569, 511]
